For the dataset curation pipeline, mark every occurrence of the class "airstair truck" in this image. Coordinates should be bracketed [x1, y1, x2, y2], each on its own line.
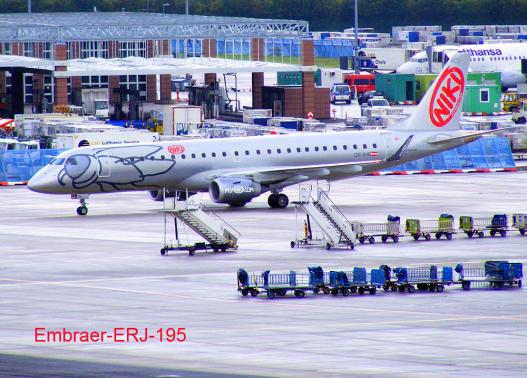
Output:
[82, 88, 110, 119]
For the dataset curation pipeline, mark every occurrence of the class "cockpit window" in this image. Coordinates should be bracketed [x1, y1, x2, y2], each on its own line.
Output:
[410, 57, 428, 63]
[64, 155, 91, 179]
[50, 158, 66, 166]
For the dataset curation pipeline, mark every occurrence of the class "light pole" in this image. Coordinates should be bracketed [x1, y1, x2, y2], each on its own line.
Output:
[162, 3, 170, 13]
[28, 0, 31, 13]
[354, 0, 359, 73]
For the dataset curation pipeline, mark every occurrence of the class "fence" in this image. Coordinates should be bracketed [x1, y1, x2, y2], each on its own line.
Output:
[0, 149, 65, 184]
[386, 137, 515, 172]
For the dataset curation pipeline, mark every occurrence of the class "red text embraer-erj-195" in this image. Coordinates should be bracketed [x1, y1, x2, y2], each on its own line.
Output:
[28, 53, 505, 215]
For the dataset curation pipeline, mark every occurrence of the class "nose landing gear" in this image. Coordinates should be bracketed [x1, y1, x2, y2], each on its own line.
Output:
[268, 193, 289, 209]
[72, 194, 90, 216]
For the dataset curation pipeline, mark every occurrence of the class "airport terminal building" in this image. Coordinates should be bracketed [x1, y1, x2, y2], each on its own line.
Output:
[0, 12, 328, 119]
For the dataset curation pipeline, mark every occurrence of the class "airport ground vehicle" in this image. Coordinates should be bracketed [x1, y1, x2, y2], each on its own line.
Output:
[238, 261, 522, 299]
[81, 88, 110, 119]
[353, 215, 401, 244]
[325, 268, 385, 296]
[237, 269, 319, 298]
[511, 99, 527, 124]
[380, 265, 454, 293]
[502, 89, 520, 112]
[364, 96, 391, 108]
[512, 213, 527, 235]
[459, 214, 508, 238]
[357, 90, 384, 105]
[455, 261, 523, 290]
[406, 214, 455, 241]
[330, 83, 353, 104]
[343, 72, 375, 98]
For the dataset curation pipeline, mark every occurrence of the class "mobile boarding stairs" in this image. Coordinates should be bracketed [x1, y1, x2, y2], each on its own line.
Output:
[291, 184, 357, 250]
[161, 194, 240, 255]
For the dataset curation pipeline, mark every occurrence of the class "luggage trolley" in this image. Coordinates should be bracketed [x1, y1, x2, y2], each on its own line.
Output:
[455, 261, 523, 290]
[353, 215, 401, 244]
[459, 214, 509, 238]
[380, 265, 454, 293]
[326, 268, 385, 296]
[237, 269, 317, 299]
[512, 213, 527, 236]
[406, 214, 455, 241]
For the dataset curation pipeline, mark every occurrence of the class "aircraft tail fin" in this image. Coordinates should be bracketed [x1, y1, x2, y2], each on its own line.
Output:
[394, 52, 470, 131]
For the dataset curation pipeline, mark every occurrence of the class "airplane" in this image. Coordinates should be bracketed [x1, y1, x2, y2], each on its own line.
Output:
[28, 53, 506, 216]
[396, 43, 527, 88]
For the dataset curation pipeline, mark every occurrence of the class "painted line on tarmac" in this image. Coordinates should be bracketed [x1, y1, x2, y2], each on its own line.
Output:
[6, 278, 526, 320]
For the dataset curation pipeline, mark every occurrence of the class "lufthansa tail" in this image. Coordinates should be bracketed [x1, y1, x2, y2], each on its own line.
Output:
[394, 52, 470, 132]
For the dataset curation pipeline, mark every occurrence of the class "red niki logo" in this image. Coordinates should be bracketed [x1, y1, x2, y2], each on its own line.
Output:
[167, 145, 185, 154]
[429, 67, 465, 128]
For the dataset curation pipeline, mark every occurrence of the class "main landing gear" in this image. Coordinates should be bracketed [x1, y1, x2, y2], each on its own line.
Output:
[72, 194, 90, 216]
[268, 193, 289, 209]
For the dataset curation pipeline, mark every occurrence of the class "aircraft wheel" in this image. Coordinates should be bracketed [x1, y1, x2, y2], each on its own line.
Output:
[76, 206, 88, 216]
[267, 194, 277, 208]
[275, 193, 289, 208]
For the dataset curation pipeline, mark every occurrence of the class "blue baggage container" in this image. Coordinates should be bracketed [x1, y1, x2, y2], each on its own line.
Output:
[371, 269, 385, 286]
[435, 35, 446, 45]
[442, 267, 454, 282]
[459, 28, 469, 36]
[353, 267, 367, 284]
[308, 266, 324, 286]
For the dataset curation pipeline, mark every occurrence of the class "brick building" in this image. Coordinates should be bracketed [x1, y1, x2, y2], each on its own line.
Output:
[0, 12, 328, 119]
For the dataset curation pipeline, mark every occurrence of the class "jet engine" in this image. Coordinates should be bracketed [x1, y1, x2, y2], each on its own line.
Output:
[501, 70, 527, 89]
[209, 178, 262, 205]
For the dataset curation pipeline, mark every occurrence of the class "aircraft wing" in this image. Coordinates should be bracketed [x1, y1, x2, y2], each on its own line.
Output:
[208, 159, 383, 185]
[427, 126, 520, 145]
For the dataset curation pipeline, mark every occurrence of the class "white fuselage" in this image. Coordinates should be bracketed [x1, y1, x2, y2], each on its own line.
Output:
[28, 129, 462, 196]
[397, 43, 527, 87]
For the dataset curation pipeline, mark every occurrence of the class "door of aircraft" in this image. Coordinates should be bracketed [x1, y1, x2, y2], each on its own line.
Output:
[97, 150, 111, 178]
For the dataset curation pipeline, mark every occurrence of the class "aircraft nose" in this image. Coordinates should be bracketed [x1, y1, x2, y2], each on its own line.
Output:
[27, 170, 57, 194]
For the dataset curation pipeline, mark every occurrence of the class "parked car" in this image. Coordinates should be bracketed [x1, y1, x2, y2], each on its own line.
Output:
[364, 96, 390, 108]
[330, 83, 352, 104]
[358, 90, 384, 105]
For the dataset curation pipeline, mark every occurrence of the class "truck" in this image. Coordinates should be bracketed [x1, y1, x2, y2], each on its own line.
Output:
[329, 83, 352, 104]
[81, 88, 110, 119]
[51, 131, 159, 149]
[343, 72, 375, 99]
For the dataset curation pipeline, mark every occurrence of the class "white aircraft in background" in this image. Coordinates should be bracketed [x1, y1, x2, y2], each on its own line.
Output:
[397, 43, 527, 88]
[29, 53, 506, 215]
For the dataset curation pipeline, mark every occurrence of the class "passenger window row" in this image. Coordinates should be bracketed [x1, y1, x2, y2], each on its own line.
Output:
[177, 143, 378, 160]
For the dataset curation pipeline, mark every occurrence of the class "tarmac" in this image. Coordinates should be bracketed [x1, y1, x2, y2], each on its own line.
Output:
[1, 172, 527, 377]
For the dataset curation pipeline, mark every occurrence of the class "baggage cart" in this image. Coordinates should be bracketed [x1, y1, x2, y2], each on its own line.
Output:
[237, 269, 318, 299]
[406, 214, 455, 241]
[325, 268, 385, 296]
[455, 261, 523, 290]
[353, 215, 401, 244]
[512, 213, 527, 236]
[459, 214, 509, 238]
[380, 265, 454, 293]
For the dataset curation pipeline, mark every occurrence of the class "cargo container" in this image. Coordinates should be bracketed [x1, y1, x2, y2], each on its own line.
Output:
[375, 74, 416, 103]
[415, 72, 502, 113]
